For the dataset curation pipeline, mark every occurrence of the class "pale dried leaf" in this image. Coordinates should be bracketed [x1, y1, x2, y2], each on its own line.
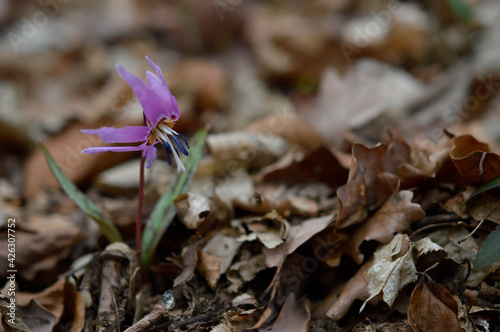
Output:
[174, 192, 211, 229]
[361, 234, 417, 311]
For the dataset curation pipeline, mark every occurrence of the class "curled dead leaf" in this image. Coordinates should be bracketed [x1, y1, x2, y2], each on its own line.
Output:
[234, 211, 290, 249]
[174, 192, 211, 230]
[450, 134, 500, 184]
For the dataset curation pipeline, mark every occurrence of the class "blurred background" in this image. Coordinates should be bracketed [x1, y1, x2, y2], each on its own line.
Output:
[0, 0, 498, 200]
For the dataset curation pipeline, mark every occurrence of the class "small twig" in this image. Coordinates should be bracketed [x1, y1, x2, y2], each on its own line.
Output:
[124, 291, 175, 332]
[458, 219, 485, 244]
[176, 313, 216, 329]
[459, 201, 499, 244]
[410, 221, 466, 239]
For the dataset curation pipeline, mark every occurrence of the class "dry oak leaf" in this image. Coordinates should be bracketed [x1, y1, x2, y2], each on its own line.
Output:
[337, 138, 411, 226]
[345, 186, 426, 264]
[408, 277, 460, 332]
[450, 134, 500, 184]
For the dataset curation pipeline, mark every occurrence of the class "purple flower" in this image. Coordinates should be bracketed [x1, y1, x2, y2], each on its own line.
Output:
[81, 56, 189, 171]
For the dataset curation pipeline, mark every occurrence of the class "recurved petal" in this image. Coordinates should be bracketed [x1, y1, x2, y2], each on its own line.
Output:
[81, 126, 151, 143]
[116, 64, 166, 125]
[81, 145, 146, 154]
[146, 56, 169, 90]
[146, 71, 179, 120]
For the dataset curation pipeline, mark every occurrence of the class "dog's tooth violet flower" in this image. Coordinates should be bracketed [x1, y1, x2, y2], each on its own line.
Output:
[81, 56, 189, 171]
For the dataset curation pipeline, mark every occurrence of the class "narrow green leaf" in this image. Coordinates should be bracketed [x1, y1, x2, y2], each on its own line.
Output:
[39, 142, 123, 243]
[465, 174, 500, 205]
[474, 224, 500, 270]
[142, 128, 207, 266]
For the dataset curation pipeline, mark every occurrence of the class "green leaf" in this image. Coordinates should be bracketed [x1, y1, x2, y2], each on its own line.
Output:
[39, 142, 123, 243]
[446, 0, 471, 23]
[465, 174, 500, 205]
[474, 224, 500, 270]
[142, 128, 207, 266]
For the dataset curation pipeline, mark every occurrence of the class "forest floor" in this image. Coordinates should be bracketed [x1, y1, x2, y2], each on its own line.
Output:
[1, 0, 500, 331]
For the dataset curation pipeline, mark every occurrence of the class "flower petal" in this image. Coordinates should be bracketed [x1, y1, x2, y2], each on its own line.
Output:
[146, 72, 179, 120]
[146, 56, 169, 90]
[143, 146, 157, 168]
[81, 145, 146, 154]
[81, 126, 151, 143]
[145, 56, 181, 121]
[116, 64, 166, 125]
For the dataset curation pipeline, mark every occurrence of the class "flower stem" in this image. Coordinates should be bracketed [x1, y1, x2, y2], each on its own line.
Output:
[137, 155, 145, 268]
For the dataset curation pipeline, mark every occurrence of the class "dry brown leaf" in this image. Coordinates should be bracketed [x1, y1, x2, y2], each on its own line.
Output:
[345, 187, 425, 264]
[197, 251, 224, 290]
[235, 211, 290, 249]
[337, 138, 411, 225]
[466, 193, 500, 224]
[2, 278, 85, 332]
[233, 186, 293, 217]
[206, 131, 290, 170]
[361, 234, 443, 312]
[260, 293, 310, 331]
[174, 192, 211, 229]
[325, 259, 372, 320]
[214, 168, 255, 209]
[263, 213, 335, 268]
[227, 254, 268, 293]
[246, 114, 323, 151]
[408, 278, 460, 332]
[324, 234, 443, 320]
[16, 299, 57, 332]
[398, 141, 451, 186]
[450, 134, 500, 184]
[197, 234, 241, 289]
[0, 215, 85, 282]
[16, 278, 66, 323]
[248, 306, 273, 330]
[173, 240, 200, 287]
[257, 146, 349, 189]
[0, 294, 31, 332]
[426, 227, 483, 286]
